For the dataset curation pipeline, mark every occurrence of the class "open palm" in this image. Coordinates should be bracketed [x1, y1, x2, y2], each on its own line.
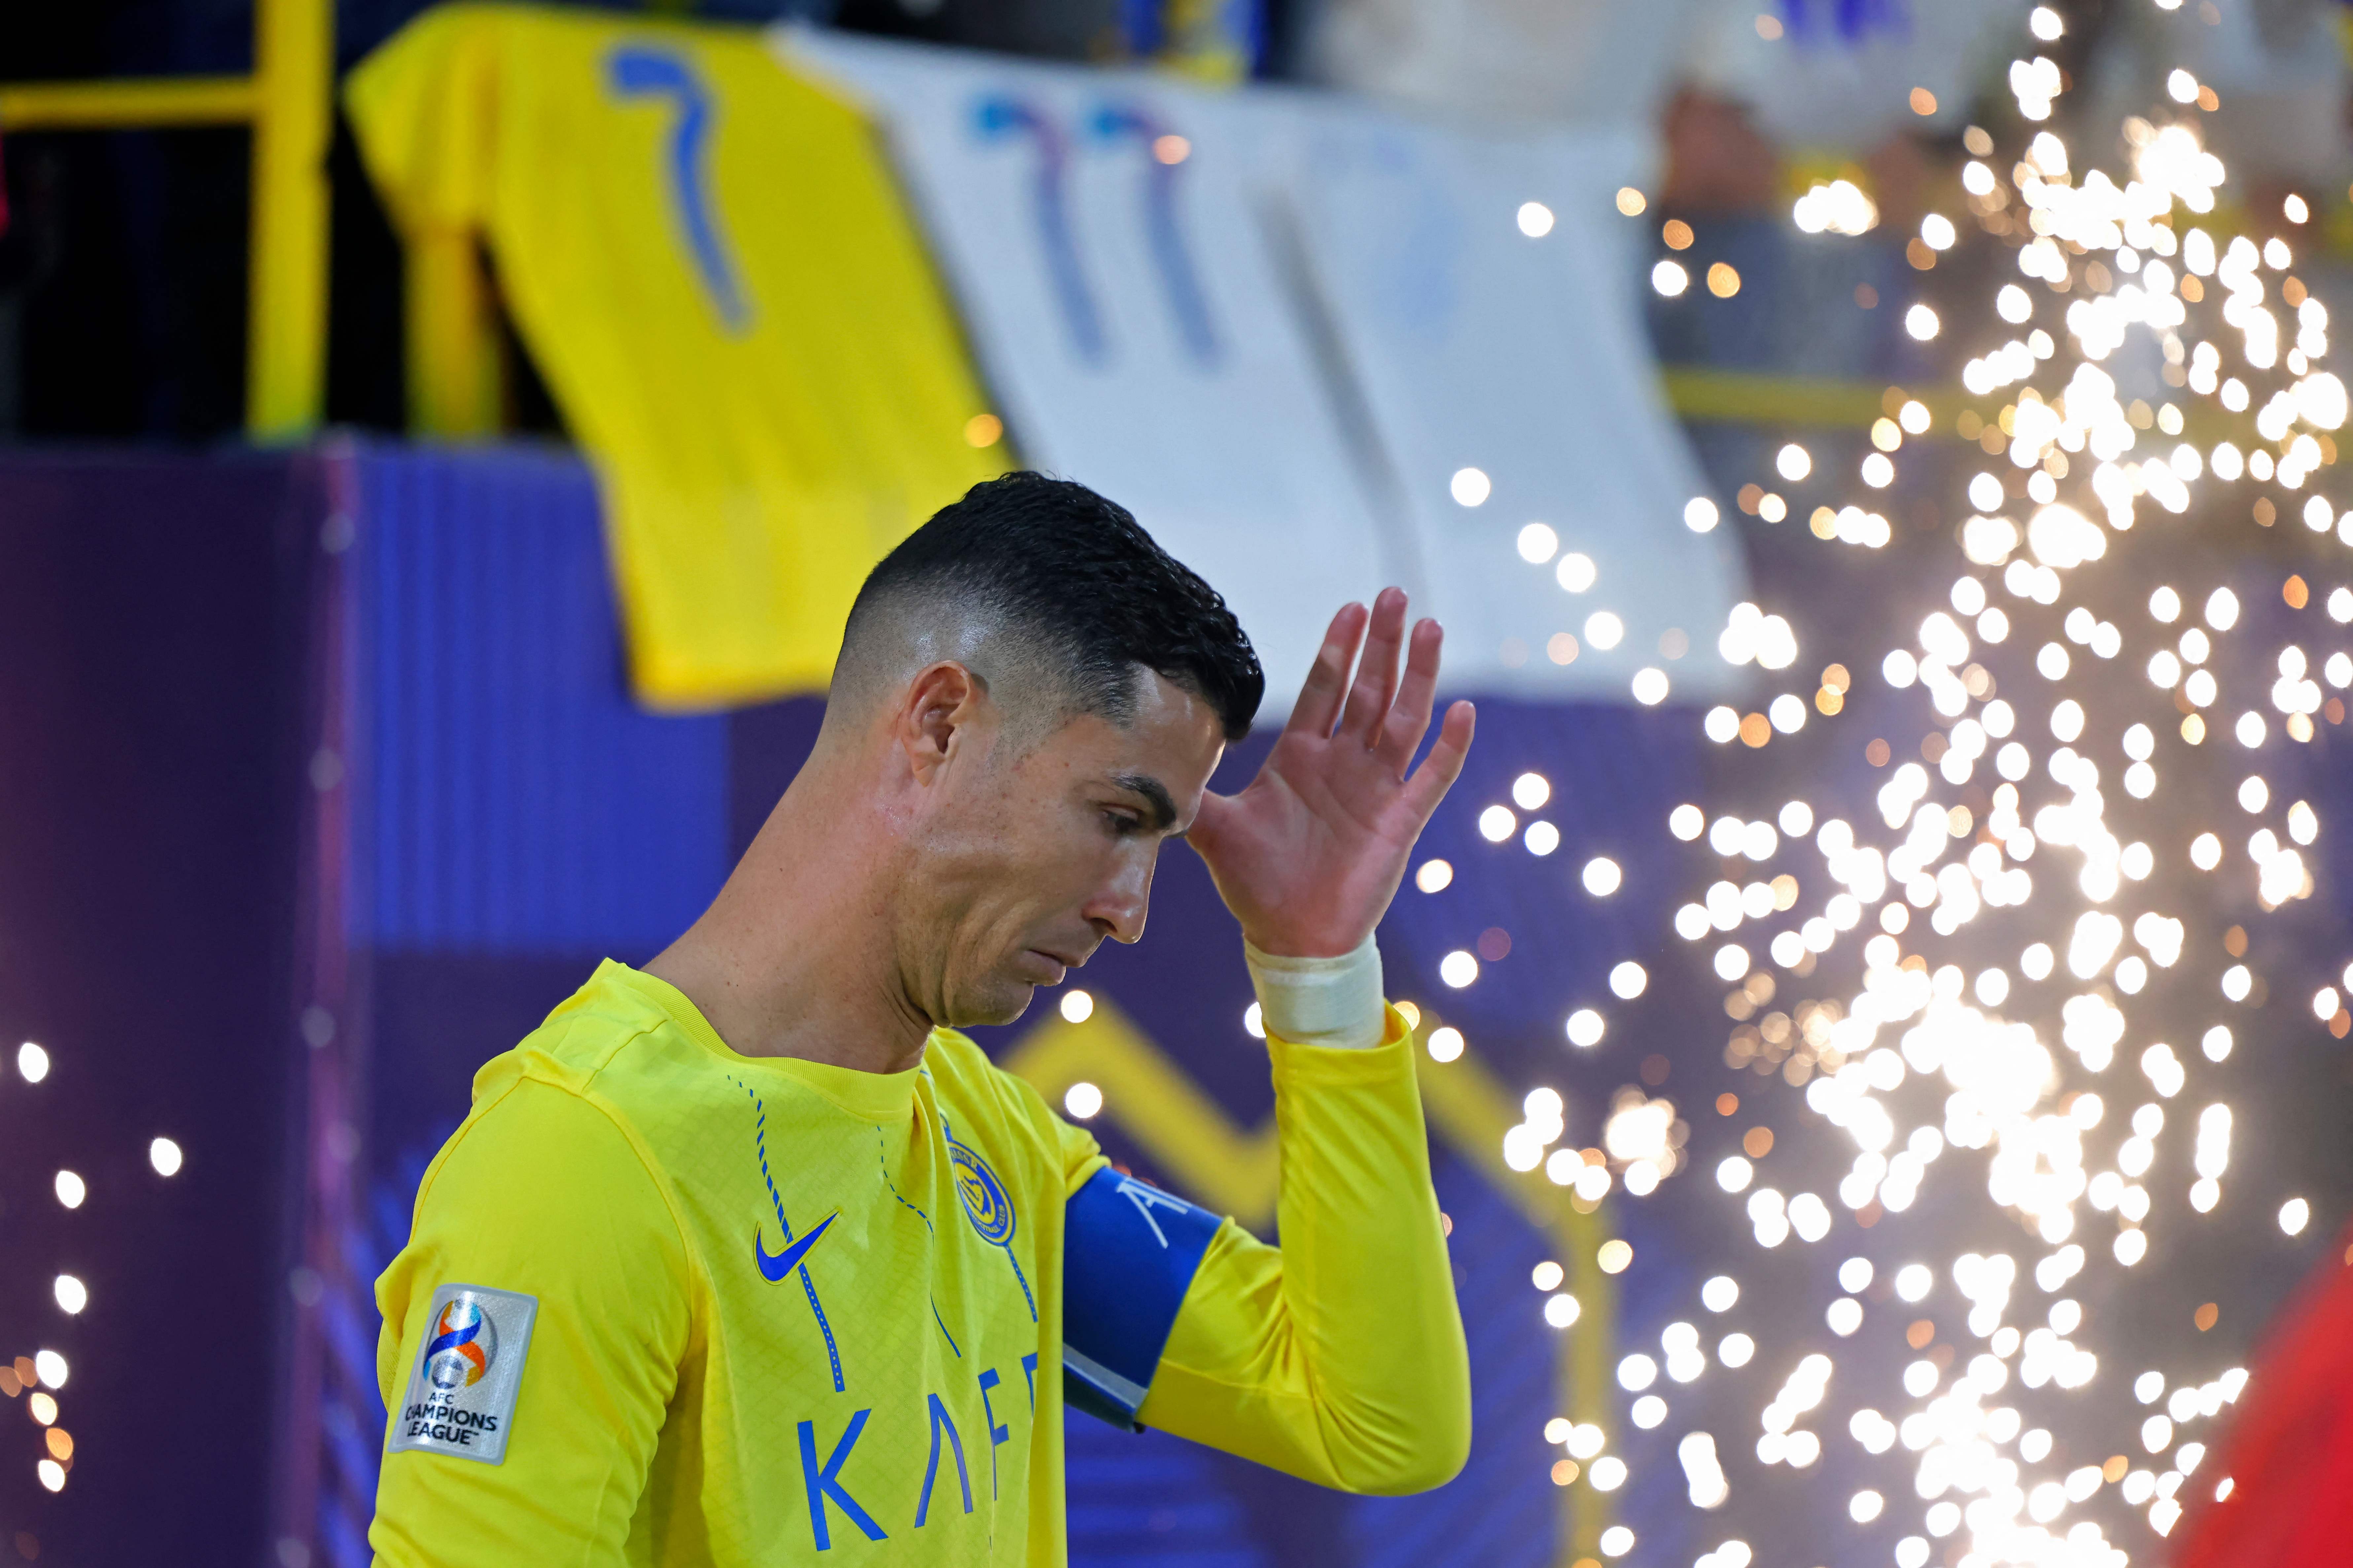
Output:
[1189, 589, 1476, 958]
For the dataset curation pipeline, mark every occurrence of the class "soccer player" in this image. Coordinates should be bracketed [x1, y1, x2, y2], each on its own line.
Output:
[370, 473, 1477, 1565]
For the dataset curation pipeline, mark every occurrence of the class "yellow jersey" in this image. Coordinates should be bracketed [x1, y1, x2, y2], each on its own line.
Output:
[370, 960, 1467, 1565]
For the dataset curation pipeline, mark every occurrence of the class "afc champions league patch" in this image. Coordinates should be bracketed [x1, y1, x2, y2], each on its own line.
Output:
[388, 1283, 539, 1466]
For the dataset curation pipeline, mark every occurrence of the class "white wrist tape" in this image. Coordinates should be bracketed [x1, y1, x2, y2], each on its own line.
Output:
[1243, 935, 1386, 1051]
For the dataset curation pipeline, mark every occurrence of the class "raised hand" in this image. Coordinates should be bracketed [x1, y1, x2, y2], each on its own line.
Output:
[1188, 588, 1476, 958]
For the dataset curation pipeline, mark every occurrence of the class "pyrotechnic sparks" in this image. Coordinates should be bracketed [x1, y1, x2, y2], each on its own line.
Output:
[1454, 9, 2353, 1563]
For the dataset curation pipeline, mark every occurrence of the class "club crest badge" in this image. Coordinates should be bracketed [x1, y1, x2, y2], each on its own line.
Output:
[948, 1129, 1036, 1322]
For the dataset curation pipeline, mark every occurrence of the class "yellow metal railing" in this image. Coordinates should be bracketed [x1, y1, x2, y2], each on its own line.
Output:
[0, 76, 259, 128]
[1663, 366, 1911, 430]
[0, 0, 333, 441]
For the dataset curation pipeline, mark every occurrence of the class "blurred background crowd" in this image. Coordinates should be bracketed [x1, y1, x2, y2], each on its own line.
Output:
[4, 0, 2349, 443]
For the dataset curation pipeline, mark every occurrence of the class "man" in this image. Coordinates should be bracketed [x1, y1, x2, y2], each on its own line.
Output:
[370, 473, 1477, 1564]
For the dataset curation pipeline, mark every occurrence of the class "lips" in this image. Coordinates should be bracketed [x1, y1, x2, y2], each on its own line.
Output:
[1021, 946, 1087, 985]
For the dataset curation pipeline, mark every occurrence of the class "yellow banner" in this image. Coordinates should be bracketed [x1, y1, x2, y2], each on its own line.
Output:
[348, 5, 1004, 708]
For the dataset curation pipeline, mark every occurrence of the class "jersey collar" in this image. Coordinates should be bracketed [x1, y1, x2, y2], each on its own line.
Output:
[597, 959, 925, 1122]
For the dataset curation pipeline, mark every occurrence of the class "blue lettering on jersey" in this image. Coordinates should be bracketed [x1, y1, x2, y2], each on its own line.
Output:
[915, 1394, 974, 1525]
[796, 1410, 888, 1549]
[977, 1368, 1011, 1498]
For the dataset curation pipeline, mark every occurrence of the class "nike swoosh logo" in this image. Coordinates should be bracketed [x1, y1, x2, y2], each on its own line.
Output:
[755, 1210, 838, 1283]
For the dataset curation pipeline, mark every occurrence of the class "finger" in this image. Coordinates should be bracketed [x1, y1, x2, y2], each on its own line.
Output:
[1335, 587, 1409, 744]
[1284, 602, 1369, 739]
[1373, 618, 1445, 777]
[1398, 700, 1476, 827]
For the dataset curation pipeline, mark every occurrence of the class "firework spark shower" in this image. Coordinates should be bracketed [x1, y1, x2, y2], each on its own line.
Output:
[1477, 12, 2353, 1566]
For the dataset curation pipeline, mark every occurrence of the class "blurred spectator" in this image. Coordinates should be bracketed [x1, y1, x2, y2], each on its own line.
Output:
[1682, 0, 2022, 154]
[831, 0, 1265, 75]
[831, 0, 1124, 61]
[1660, 86, 1781, 213]
[1305, 0, 2021, 233]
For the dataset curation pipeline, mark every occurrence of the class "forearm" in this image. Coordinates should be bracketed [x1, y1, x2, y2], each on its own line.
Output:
[1140, 948, 1470, 1493]
[1277, 1013, 1472, 1488]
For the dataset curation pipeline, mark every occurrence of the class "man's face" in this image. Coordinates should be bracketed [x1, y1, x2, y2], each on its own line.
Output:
[902, 671, 1226, 1029]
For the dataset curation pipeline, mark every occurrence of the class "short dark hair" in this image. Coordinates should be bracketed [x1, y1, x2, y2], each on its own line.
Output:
[841, 472, 1263, 741]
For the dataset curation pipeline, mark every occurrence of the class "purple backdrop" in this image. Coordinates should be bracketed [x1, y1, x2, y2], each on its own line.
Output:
[0, 452, 320, 1564]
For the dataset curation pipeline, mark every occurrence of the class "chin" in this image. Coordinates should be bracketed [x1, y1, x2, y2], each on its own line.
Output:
[942, 980, 1036, 1032]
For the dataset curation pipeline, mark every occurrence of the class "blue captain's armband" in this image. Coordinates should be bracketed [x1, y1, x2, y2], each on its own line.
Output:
[1062, 1165, 1223, 1431]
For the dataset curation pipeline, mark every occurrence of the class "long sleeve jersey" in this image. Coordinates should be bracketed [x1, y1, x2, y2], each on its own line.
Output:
[369, 959, 1469, 1565]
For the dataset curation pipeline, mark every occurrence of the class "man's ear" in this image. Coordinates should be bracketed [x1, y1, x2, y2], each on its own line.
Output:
[896, 662, 991, 785]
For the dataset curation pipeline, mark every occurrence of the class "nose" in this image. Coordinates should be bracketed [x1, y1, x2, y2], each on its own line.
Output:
[1084, 850, 1154, 946]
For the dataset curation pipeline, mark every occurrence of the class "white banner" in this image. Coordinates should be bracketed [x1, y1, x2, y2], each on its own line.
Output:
[784, 30, 1746, 708]
[1271, 100, 1745, 702]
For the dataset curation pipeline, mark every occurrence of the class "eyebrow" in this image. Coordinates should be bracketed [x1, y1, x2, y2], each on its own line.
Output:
[1112, 773, 1178, 832]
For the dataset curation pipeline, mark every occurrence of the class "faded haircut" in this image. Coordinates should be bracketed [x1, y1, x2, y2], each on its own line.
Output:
[831, 472, 1263, 742]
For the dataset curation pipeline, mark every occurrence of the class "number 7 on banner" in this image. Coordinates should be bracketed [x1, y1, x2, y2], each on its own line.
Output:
[974, 95, 1107, 366]
[608, 45, 755, 334]
[1091, 104, 1219, 367]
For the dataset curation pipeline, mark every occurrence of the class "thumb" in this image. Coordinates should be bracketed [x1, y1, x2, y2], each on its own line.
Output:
[1186, 790, 1238, 858]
